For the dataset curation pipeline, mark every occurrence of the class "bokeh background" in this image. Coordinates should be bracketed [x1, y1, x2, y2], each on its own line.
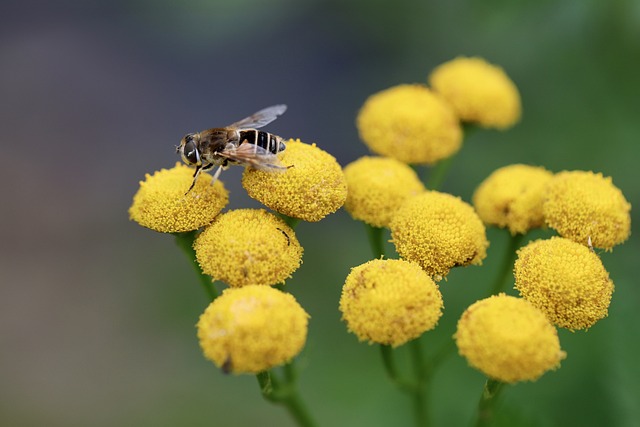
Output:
[1, 0, 639, 426]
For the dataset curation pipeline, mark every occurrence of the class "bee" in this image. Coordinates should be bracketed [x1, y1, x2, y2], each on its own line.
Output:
[177, 104, 288, 193]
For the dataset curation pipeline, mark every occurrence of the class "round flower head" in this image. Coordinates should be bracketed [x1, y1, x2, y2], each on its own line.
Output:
[543, 170, 631, 250]
[390, 191, 488, 279]
[514, 237, 614, 330]
[473, 164, 553, 235]
[344, 156, 425, 228]
[339, 259, 443, 347]
[242, 139, 347, 222]
[197, 285, 309, 374]
[356, 84, 462, 164]
[455, 294, 566, 383]
[194, 209, 303, 287]
[129, 162, 228, 233]
[429, 56, 521, 129]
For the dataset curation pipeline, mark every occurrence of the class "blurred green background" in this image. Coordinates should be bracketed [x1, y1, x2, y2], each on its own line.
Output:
[1, 0, 638, 426]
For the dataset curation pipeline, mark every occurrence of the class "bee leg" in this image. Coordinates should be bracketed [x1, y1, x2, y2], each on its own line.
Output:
[211, 165, 224, 183]
[185, 165, 203, 194]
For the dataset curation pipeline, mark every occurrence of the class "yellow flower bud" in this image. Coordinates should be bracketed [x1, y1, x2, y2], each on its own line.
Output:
[339, 259, 443, 347]
[543, 170, 631, 250]
[197, 285, 309, 374]
[344, 156, 425, 228]
[514, 237, 614, 330]
[356, 84, 462, 164]
[129, 163, 228, 233]
[455, 294, 566, 383]
[429, 56, 521, 129]
[473, 164, 553, 234]
[242, 139, 347, 222]
[390, 191, 488, 279]
[193, 209, 303, 287]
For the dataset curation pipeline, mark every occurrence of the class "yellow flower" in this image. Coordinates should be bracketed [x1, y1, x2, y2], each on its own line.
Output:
[344, 156, 425, 228]
[197, 285, 309, 374]
[455, 294, 566, 383]
[543, 170, 631, 250]
[356, 84, 462, 164]
[129, 163, 228, 233]
[390, 191, 488, 279]
[242, 139, 347, 222]
[193, 209, 303, 287]
[473, 164, 553, 234]
[429, 56, 521, 129]
[514, 237, 614, 330]
[339, 259, 443, 347]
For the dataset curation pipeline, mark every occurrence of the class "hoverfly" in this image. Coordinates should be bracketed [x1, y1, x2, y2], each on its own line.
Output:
[177, 104, 288, 193]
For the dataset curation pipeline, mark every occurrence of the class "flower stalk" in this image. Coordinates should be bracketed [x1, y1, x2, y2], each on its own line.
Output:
[474, 378, 506, 427]
[174, 231, 218, 300]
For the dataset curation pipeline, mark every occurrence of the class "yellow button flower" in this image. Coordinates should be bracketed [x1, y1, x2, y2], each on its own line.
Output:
[339, 259, 443, 347]
[514, 237, 614, 330]
[197, 285, 309, 374]
[344, 156, 425, 228]
[473, 164, 553, 235]
[129, 162, 229, 233]
[455, 294, 566, 383]
[356, 84, 462, 164]
[242, 139, 347, 222]
[543, 170, 631, 250]
[193, 209, 303, 287]
[429, 56, 521, 129]
[390, 191, 488, 279]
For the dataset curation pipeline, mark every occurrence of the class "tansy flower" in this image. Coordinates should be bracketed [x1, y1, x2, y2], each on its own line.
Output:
[455, 294, 566, 383]
[194, 209, 303, 287]
[543, 170, 631, 250]
[356, 84, 462, 164]
[473, 164, 553, 235]
[339, 259, 443, 347]
[429, 56, 521, 129]
[514, 237, 614, 330]
[129, 162, 228, 233]
[390, 191, 488, 279]
[197, 285, 309, 374]
[242, 139, 347, 222]
[344, 156, 425, 228]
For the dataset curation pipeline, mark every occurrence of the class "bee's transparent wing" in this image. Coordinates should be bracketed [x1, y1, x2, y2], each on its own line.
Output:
[228, 105, 287, 129]
[217, 142, 287, 171]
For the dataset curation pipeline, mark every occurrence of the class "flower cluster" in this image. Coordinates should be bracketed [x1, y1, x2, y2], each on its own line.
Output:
[130, 138, 347, 374]
[129, 55, 631, 426]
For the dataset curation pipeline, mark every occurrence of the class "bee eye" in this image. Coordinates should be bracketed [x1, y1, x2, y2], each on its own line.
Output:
[181, 135, 200, 165]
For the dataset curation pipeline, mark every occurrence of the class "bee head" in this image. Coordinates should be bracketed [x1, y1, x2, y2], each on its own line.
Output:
[178, 133, 201, 166]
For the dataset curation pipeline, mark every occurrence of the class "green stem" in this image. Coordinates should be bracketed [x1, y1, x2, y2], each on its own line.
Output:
[278, 213, 301, 229]
[366, 224, 385, 258]
[174, 231, 218, 300]
[257, 365, 319, 427]
[475, 379, 506, 427]
[380, 344, 429, 427]
[425, 156, 454, 191]
[490, 232, 525, 295]
[409, 340, 428, 427]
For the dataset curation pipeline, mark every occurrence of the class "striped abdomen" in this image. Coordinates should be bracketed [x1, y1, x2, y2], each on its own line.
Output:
[239, 130, 286, 154]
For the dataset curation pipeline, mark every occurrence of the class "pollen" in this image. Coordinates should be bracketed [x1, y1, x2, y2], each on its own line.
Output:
[390, 191, 488, 279]
[344, 156, 425, 228]
[473, 164, 553, 235]
[197, 285, 309, 374]
[129, 162, 229, 233]
[339, 259, 443, 347]
[514, 237, 614, 330]
[429, 56, 521, 129]
[242, 139, 347, 222]
[455, 294, 566, 383]
[193, 209, 303, 287]
[543, 170, 631, 250]
[356, 84, 462, 165]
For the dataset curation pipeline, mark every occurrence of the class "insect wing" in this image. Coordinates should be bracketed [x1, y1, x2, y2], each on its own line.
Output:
[228, 104, 287, 129]
[218, 142, 286, 171]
